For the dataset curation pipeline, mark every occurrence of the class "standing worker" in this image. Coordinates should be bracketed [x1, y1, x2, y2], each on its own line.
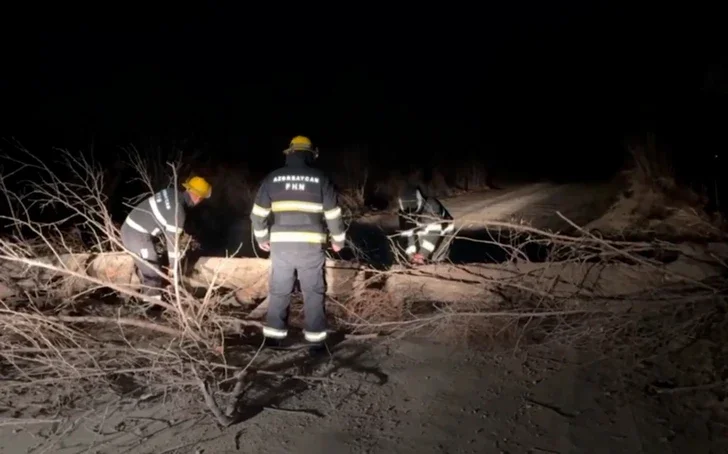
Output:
[397, 185, 454, 265]
[250, 135, 346, 351]
[121, 176, 212, 301]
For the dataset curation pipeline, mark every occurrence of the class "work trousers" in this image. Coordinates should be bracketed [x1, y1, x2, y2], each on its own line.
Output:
[120, 222, 164, 297]
[263, 244, 328, 343]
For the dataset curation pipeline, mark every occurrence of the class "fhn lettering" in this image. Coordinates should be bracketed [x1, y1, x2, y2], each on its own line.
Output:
[286, 182, 306, 191]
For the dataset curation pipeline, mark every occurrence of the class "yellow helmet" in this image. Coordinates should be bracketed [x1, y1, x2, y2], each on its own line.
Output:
[284, 135, 319, 158]
[182, 176, 212, 199]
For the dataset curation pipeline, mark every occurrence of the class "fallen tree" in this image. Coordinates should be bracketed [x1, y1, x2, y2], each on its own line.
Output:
[1, 241, 724, 310]
[0, 253, 364, 303]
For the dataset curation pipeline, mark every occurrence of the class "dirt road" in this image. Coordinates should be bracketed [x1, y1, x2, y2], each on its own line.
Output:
[362, 180, 622, 232]
[350, 180, 623, 264]
[4, 338, 717, 454]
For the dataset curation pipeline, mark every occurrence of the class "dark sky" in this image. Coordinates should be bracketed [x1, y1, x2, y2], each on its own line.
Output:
[0, 3, 725, 176]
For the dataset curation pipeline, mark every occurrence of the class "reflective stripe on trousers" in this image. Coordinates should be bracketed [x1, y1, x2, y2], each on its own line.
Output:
[264, 245, 328, 341]
[120, 222, 164, 296]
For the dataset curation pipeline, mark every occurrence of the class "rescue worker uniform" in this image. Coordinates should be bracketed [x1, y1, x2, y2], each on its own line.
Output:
[250, 136, 346, 345]
[397, 185, 455, 263]
[121, 177, 211, 299]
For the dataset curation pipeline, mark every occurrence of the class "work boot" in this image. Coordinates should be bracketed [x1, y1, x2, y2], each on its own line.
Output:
[264, 337, 284, 349]
[307, 341, 329, 358]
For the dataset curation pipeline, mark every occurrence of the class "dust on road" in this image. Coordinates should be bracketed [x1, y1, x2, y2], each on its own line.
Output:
[3, 338, 710, 454]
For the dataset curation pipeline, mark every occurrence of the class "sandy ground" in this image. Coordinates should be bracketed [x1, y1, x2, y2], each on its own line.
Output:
[2, 179, 723, 453]
[2, 337, 721, 454]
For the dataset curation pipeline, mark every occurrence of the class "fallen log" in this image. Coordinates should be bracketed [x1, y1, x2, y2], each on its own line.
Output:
[384, 249, 723, 305]
[0, 244, 724, 311]
[0, 253, 365, 303]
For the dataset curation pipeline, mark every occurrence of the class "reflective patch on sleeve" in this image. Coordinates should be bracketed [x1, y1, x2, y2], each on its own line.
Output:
[252, 204, 271, 217]
[331, 232, 346, 242]
[124, 217, 148, 234]
[140, 248, 149, 259]
[405, 245, 416, 255]
[254, 228, 269, 238]
[324, 207, 342, 220]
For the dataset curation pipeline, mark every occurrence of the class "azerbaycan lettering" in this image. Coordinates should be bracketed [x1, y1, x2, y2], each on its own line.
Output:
[273, 175, 320, 184]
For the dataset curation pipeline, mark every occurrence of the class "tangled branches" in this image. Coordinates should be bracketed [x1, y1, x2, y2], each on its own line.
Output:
[339, 210, 728, 356]
[0, 144, 262, 425]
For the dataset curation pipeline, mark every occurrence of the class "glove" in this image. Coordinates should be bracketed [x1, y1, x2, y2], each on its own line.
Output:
[167, 264, 183, 285]
[411, 253, 426, 265]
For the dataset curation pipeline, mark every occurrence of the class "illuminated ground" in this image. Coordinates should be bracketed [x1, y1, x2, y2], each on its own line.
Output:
[2, 338, 716, 454]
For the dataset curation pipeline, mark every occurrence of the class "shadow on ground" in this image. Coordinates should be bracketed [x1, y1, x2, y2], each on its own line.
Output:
[218, 327, 388, 425]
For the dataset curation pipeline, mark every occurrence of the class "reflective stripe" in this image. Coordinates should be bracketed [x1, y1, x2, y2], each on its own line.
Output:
[140, 248, 149, 259]
[324, 207, 342, 220]
[263, 326, 288, 339]
[400, 229, 415, 237]
[424, 222, 442, 232]
[405, 245, 416, 255]
[304, 330, 327, 342]
[415, 189, 424, 211]
[252, 204, 270, 217]
[271, 201, 323, 213]
[149, 198, 182, 234]
[421, 240, 436, 252]
[254, 228, 269, 238]
[270, 232, 327, 243]
[151, 227, 161, 236]
[124, 217, 148, 234]
[442, 222, 455, 234]
[331, 232, 346, 243]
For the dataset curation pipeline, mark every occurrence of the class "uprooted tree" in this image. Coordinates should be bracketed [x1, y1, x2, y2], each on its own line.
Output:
[0, 143, 727, 427]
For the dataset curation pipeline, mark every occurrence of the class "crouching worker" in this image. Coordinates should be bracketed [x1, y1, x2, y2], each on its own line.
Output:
[250, 135, 346, 354]
[397, 185, 454, 265]
[120, 176, 212, 302]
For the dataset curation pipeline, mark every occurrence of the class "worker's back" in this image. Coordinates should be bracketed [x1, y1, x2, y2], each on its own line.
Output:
[252, 152, 339, 247]
[125, 188, 186, 237]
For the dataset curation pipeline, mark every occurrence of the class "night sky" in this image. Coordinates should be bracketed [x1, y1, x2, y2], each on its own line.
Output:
[0, 3, 725, 180]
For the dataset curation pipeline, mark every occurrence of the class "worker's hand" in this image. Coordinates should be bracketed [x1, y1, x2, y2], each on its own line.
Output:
[166, 266, 178, 281]
[258, 241, 270, 252]
[331, 243, 342, 253]
[410, 253, 426, 265]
